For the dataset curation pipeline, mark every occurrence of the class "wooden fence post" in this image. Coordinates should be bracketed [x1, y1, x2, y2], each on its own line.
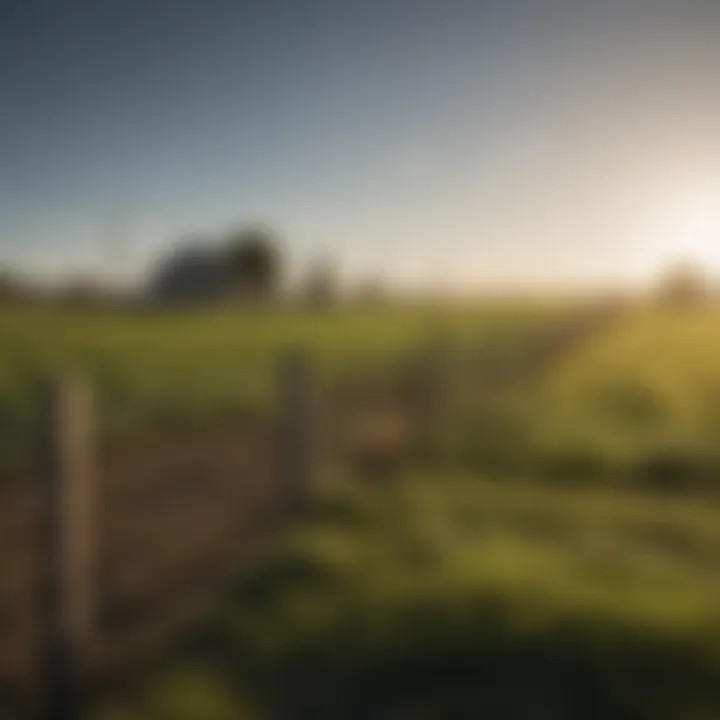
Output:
[39, 374, 95, 719]
[277, 349, 316, 511]
[407, 333, 460, 438]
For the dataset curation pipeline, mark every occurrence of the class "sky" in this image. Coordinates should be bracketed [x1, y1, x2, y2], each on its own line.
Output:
[2, 0, 720, 289]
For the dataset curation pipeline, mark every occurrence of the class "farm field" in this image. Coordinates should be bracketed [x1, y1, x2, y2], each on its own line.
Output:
[527, 305, 720, 485]
[4, 299, 720, 719]
[0, 301, 562, 470]
[0, 298, 582, 707]
[387, 304, 720, 490]
[93, 476, 720, 719]
[83, 302, 720, 720]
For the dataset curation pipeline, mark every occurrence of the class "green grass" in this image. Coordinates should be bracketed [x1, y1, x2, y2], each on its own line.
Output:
[416, 304, 720, 487]
[0, 302, 555, 466]
[95, 477, 720, 719]
[531, 306, 720, 464]
[81, 302, 720, 717]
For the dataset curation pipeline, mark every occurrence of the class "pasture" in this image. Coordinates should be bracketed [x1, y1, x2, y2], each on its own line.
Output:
[3, 299, 720, 718]
[94, 477, 720, 719]
[0, 301, 558, 470]
[529, 305, 720, 484]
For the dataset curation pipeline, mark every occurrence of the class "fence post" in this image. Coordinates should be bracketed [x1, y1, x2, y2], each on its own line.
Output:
[39, 374, 95, 719]
[277, 349, 316, 511]
[407, 334, 459, 436]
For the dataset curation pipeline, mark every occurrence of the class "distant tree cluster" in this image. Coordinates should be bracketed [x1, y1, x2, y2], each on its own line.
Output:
[225, 226, 282, 300]
[655, 261, 711, 308]
[301, 254, 339, 308]
[59, 277, 116, 307]
[0, 266, 35, 304]
[146, 222, 399, 308]
[150, 224, 282, 303]
[0, 268, 18, 302]
[354, 276, 388, 306]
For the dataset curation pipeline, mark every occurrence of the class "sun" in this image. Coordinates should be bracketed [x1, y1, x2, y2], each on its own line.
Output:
[668, 191, 720, 267]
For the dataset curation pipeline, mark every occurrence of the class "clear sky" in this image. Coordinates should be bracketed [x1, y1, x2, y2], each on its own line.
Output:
[2, 0, 720, 288]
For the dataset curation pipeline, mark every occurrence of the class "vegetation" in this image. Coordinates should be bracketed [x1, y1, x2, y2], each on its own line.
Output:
[528, 306, 720, 485]
[394, 304, 720, 489]
[654, 261, 711, 308]
[148, 223, 284, 304]
[225, 225, 283, 300]
[0, 301, 555, 467]
[300, 254, 340, 308]
[5, 299, 720, 717]
[0, 267, 20, 303]
[95, 478, 720, 719]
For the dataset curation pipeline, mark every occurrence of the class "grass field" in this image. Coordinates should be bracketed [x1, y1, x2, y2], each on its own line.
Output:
[405, 304, 720, 488]
[0, 301, 558, 467]
[6, 300, 720, 718]
[94, 477, 720, 719]
[527, 305, 720, 484]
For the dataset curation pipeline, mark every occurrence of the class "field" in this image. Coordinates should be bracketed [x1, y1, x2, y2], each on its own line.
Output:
[529, 306, 720, 484]
[0, 301, 558, 469]
[3, 299, 720, 718]
[94, 478, 720, 719]
[408, 304, 720, 489]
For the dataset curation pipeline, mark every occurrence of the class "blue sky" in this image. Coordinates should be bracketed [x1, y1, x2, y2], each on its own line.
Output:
[2, 0, 720, 287]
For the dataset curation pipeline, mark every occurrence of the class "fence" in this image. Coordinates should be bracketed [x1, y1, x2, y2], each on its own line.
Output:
[0, 352, 317, 718]
[0, 303, 623, 718]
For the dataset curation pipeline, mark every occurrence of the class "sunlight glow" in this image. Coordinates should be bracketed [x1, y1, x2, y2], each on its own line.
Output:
[669, 191, 720, 267]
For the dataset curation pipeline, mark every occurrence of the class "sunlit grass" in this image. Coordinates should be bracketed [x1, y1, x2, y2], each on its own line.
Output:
[102, 476, 720, 718]
[226, 478, 720, 650]
[531, 306, 720, 462]
[85, 303, 720, 717]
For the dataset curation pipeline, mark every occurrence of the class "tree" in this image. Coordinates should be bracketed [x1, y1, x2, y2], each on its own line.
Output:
[0, 266, 25, 303]
[60, 276, 110, 306]
[224, 225, 282, 299]
[302, 254, 339, 308]
[149, 241, 225, 303]
[355, 275, 387, 306]
[655, 260, 709, 308]
[0, 269, 16, 302]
